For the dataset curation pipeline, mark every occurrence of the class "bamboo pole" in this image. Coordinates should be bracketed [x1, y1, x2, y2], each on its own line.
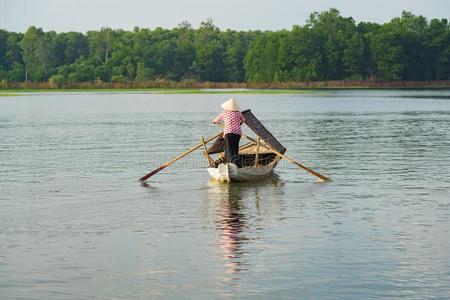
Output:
[201, 136, 214, 167]
[254, 137, 260, 167]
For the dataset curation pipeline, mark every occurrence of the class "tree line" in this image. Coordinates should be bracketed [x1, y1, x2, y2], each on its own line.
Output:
[0, 9, 449, 84]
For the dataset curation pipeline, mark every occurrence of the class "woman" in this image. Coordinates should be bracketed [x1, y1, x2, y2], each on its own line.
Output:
[212, 98, 244, 166]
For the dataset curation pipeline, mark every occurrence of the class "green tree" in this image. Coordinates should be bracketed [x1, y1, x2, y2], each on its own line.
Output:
[371, 35, 405, 80]
[126, 62, 135, 80]
[4, 32, 24, 70]
[72, 58, 95, 81]
[135, 62, 152, 81]
[343, 33, 364, 78]
[94, 65, 112, 81]
[193, 19, 226, 81]
[244, 32, 286, 82]
[0, 10, 449, 84]
[59, 32, 88, 64]
[88, 27, 116, 65]
[428, 18, 450, 79]
[173, 22, 196, 80]
[0, 30, 8, 80]
[306, 9, 357, 79]
[288, 25, 318, 80]
[20, 26, 46, 81]
[0, 30, 7, 69]
[8, 63, 25, 81]
[356, 22, 380, 79]
[222, 31, 251, 82]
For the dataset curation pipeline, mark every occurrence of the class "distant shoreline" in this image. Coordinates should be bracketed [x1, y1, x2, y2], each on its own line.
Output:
[1, 80, 450, 92]
[0, 89, 312, 95]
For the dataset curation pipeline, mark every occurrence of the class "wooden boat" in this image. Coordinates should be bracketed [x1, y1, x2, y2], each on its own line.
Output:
[139, 108, 330, 183]
[205, 109, 287, 183]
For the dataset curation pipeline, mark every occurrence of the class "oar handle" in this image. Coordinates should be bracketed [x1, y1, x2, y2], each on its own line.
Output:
[139, 131, 223, 181]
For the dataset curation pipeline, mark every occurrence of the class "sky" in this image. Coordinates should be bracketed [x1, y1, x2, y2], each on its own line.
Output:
[1, 0, 449, 33]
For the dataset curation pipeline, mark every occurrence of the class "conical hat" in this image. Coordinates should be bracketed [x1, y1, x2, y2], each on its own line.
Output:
[221, 98, 240, 111]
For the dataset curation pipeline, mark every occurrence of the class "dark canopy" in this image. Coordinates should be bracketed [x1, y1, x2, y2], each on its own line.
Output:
[242, 109, 286, 154]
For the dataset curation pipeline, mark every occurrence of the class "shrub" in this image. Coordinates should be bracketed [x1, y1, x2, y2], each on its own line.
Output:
[1, 79, 9, 89]
[94, 65, 112, 81]
[49, 74, 65, 84]
[111, 75, 126, 82]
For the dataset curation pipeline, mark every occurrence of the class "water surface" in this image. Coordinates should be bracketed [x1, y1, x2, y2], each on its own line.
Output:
[1, 90, 450, 299]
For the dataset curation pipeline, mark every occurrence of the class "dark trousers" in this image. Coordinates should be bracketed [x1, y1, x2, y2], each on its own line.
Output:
[224, 133, 241, 166]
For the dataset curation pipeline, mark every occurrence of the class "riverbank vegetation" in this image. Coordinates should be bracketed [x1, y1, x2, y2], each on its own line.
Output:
[0, 88, 313, 95]
[1, 9, 449, 88]
[2, 80, 450, 91]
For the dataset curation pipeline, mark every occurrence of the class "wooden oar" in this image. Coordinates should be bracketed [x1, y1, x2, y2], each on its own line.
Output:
[139, 131, 223, 182]
[241, 133, 331, 182]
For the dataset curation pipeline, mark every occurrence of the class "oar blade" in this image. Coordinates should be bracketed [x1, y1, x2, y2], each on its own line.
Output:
[139, 165, 167, 182]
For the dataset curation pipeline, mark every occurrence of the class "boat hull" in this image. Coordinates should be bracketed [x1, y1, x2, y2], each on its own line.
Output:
[207, 162, 277, 183]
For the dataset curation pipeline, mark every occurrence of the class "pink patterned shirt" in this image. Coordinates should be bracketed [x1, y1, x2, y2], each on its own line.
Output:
[213, 110, 244, 136]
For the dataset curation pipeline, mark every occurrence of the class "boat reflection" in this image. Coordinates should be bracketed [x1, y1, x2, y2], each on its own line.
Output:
[204, 175, 283, 281]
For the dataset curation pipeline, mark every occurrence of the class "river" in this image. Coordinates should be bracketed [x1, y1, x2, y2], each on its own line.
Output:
[1, 90, 450, 299]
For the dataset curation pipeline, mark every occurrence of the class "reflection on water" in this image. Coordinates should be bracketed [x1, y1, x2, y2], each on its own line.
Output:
[212, 183, 248, 278]
[205, 176, 283, 282]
